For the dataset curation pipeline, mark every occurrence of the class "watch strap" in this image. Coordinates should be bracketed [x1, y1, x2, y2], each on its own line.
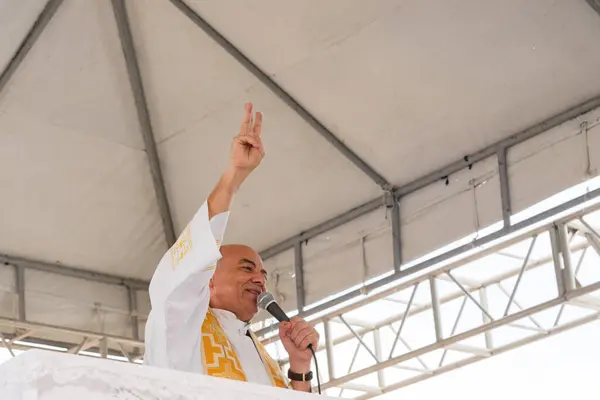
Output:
[287, 369, 313, 382]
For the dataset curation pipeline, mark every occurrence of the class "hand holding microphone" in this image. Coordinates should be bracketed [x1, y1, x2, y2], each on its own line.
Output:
[258, 293, 319, 372]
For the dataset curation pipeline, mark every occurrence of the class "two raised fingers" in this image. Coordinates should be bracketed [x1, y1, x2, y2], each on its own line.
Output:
[240, 102, 262, 137]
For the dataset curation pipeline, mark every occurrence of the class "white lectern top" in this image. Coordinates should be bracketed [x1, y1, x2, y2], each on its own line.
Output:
[0, 350, 335, 400]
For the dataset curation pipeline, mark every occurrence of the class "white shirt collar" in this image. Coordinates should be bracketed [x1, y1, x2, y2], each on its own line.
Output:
[212, 308, 251, 337]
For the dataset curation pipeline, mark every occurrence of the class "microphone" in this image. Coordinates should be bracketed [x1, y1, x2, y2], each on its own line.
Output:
[257, 292, 290, 323]
[257, 292, 311, 349]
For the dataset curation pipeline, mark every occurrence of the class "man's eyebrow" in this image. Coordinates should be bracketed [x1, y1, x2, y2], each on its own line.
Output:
[239, 258, 256, 267]
[239, 258, 268, 280]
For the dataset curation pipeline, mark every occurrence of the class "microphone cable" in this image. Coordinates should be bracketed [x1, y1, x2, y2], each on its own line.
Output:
[309, 345, 321, 394]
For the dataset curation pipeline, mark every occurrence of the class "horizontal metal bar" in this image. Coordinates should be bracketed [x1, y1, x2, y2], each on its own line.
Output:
[0, 317, 144, 348]
[260, 95, 600, 259]
[259, 197, 384, 259]
[0, 254, 149, 289]
[257, 187, 600, 338]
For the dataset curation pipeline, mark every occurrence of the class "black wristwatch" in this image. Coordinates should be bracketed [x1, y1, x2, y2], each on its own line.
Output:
[288, 369, 313, 382]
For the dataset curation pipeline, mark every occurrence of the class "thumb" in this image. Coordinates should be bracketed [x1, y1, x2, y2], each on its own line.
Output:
[279, 321, 291, 337]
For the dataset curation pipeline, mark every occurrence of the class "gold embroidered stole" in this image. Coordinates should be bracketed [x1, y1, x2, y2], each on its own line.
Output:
[200, 309, 289, 388]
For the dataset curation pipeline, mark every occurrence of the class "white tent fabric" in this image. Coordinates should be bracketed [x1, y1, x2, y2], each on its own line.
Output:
[1, 0, 600, 346]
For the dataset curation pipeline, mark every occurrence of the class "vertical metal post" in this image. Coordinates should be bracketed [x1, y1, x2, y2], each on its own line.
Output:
[294, 242, 306, 312]
[549, 225, 566, 296]
[324, 319, 335, 380]
[429, 277, 443, 342]
[99, 337, 108, 358]
[479, 287, 493, 349]
[497, 147, 512, 228]
[390, 194, 402, 272]
[373, 329, 386, 388]
[16, 265, 26, 321]
[557, 224, 575, 292]
[127, 286, 139, 340]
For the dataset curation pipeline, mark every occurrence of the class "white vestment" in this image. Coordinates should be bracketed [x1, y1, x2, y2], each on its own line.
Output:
[143, 200, 272, 386]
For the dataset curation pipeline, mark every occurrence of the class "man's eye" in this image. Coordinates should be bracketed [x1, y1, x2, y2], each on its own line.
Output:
[242, 266, 252, 271]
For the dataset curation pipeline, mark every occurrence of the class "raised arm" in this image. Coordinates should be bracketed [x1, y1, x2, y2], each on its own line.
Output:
[144, 103, 265, 370]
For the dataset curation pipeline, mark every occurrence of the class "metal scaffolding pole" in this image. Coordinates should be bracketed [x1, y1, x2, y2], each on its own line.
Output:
[0, 0, 64, 95]
[111, 0, 177, 247]
[168, 0, 390, 190]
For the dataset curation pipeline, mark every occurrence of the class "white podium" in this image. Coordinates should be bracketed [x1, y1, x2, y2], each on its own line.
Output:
[0, 350, 335, 400]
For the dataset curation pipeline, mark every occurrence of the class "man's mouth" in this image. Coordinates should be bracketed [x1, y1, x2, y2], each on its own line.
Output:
[245, 288, 261, 296]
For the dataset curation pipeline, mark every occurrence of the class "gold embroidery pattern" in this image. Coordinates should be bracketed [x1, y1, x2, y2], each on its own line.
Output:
[170, 224, 192, 269]
[201, 309, 289, 389]
[201, 311, 247, 382]
[251, 331, 289, 389]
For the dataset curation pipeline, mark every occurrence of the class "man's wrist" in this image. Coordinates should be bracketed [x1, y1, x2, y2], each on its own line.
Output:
[289, 361, 311, 374]
[220, 166, 249, 193]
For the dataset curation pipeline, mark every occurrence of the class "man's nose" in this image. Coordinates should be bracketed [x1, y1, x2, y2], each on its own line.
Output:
[252, 272, 266, 287]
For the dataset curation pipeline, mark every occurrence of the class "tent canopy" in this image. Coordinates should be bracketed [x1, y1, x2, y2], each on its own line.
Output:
[2, 0, 600, 321]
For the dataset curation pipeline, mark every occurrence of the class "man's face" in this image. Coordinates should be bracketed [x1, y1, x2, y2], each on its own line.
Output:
[209, 245, 268, 322]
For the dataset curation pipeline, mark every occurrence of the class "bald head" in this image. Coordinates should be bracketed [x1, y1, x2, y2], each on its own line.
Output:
[209, 244, 267, 322]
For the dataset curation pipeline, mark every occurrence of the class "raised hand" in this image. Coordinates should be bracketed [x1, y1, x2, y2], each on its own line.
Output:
[230, 102, 264, 172]
[207, 102, 265, 218]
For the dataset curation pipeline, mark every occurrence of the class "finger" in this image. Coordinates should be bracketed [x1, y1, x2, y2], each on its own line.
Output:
[240, 102, 253, 135]
[290, 324, 313, 343]
[236, 135, 263, 150]
[279, 322, 292, 338]
[252, 112, 262, 137]
[293, 328, 318, 348]
[298, 332, 319, 350]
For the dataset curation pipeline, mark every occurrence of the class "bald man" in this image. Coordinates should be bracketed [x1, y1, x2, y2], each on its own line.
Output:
[143, 103, 319, 393]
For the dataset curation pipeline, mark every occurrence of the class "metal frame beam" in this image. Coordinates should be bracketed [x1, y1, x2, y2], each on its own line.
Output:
[0, 253, 149, 290]
[294, 242, 306, 312]
[260, 95, 600, 260]
[587, 0, 600, 16]
[1, 192, 599, 397]
[168, 0, 390, 190]
[0, 0, 64, 96]
[497, 147, 512, 227]
[15, 265, 25, 321]
[256, 185, 600, 338]
[111, 0, 177, 247]
[260, 199, 600, 347]
[4, 91, 593, 309]
[263, 211, 600, 397]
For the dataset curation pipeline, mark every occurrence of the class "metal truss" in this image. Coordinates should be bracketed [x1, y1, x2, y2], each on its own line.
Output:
[258, 204, 600, 398]
[2, 197, 599, 400]
[0, 316, 144, 364]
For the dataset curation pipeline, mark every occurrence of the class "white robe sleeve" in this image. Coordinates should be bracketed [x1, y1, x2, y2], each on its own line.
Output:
[143, 200, 229, 371]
